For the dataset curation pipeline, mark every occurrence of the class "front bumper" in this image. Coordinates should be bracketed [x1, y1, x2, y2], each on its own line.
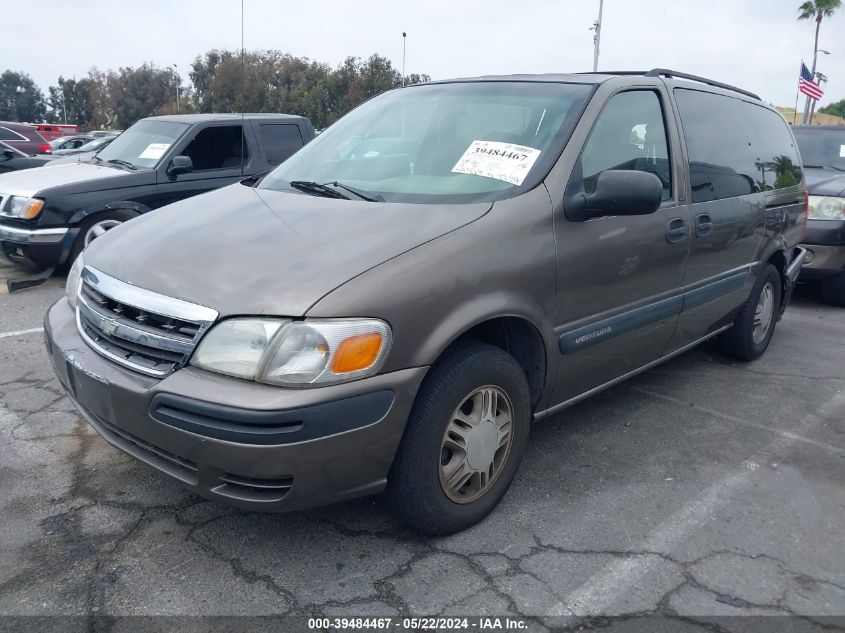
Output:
[45, 297, 427, 512]
[0, 223, 72, 267]
[798, 243, 845, 280]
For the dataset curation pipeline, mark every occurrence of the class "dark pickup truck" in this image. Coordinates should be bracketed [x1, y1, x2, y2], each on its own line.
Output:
[0, 113, 314, 269]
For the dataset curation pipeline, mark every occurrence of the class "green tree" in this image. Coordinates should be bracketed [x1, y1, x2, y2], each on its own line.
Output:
[109, 63, 179, 128]
[0, 70, 46, 122]
[819, 99, 845, 118]
[189, 50, 429, 129]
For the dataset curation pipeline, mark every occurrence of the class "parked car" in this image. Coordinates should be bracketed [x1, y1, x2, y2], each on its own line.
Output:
[45, 69, 806, 535]
[50, 135, 95, 153]
[0, 122, 51, 155]
[88, 130, 121, 138]
[46, 135, 117, 164]
[0, 142, 53, 173]
[0, 113, 314, 268]
[792, 124, 845, 305]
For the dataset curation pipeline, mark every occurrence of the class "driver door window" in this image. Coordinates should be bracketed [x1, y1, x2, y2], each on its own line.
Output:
[581, 90, 672, 201]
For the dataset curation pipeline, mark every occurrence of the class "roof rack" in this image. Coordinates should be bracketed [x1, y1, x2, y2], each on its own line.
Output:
[644, 69, 760, 100]
[581, 69, 760, 101]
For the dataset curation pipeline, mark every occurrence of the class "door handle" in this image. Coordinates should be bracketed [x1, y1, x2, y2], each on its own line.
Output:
[695, 213, 713, 237]
[665, 218, 687, 244]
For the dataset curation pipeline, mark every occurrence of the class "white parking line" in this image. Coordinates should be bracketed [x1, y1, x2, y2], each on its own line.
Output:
[0, 327, 44, 340]
[630, 386, 845, 455]
[554, 389, 845, 617]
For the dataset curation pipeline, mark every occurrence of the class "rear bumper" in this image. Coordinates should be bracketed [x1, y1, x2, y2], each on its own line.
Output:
[0, 223, 72, 267]
[45, 297, 427, 512]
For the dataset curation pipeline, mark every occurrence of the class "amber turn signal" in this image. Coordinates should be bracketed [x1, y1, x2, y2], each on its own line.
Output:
[20, 199, 45, 220]
[330, 333, 384, 374]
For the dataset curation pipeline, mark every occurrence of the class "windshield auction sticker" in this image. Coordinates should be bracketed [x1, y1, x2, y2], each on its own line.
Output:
[451, 140, 542, 186]
[139, 143, 171, 160]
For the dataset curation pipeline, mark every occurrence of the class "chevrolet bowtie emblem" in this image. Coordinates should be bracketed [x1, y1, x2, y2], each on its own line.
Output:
[99, 317, 119, 336]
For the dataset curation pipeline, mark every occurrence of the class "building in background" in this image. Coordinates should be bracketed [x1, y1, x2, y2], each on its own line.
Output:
[776, 107, 845, 126]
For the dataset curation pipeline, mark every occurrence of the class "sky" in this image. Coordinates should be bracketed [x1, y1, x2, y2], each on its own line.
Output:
[3, 0, 844, 109]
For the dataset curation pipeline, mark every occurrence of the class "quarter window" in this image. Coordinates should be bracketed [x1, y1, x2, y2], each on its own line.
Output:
[581, 90, 672, 201]
[259, 124, 304, 166]
[0, 127, 26, 142]
[674, 89, 802, 203]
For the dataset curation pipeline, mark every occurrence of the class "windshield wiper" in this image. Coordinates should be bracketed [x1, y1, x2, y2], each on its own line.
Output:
[804, 163, 845, 172]
[289, 180, 350, 200]
[106, 159, 138, 170]
[322, 181, 384, 202]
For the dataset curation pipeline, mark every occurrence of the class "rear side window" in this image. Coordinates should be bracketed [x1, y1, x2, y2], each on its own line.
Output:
[259, 124, 304, 165]
[674, 89, 802, 203]
[0, 127, 26, 142]
[581, 90, 672, 201]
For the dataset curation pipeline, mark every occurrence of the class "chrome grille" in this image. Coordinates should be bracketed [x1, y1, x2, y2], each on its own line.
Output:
[75, 266, 218, 377]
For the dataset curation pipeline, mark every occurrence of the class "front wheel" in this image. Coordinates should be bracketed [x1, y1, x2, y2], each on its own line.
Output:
[719, 264, 782, 361]
[66, 209, 138, 269]
[388, 342, 531, 535]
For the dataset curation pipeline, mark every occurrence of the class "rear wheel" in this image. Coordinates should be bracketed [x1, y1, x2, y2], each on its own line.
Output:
[389, 342, 531, 535]
[66, 209, 138, 269]
[719, 264, 782, 361]
[820, 270, 845, 307]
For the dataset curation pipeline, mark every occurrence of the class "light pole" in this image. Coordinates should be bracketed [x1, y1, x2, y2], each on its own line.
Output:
[402, 32, 407, 86]
[60, 86, 68, 125]
[807, 50, 830, 124]
[591, 0, 604, 72]
[172, 63, 180, 113]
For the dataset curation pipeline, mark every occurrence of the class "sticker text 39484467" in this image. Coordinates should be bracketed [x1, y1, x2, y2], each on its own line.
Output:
[451, 140, 542, 186]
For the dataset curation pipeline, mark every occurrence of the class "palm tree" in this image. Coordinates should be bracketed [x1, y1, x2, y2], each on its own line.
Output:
[798, 0, 842, 122]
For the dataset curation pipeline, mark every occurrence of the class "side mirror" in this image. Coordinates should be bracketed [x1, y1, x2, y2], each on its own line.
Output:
[1, 149, 14, 160]
[566, 169, 663, 221]
[166, 155, 193, 178]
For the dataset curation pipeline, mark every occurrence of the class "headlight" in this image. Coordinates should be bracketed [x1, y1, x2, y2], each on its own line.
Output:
[808, 195, 845, 220]
[2, 196, 45, 219]
[191, 318, 392, 387]
[65, 254, 84, 310]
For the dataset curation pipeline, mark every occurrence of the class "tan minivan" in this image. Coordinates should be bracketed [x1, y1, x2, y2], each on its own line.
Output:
[46, 69, 807, 534]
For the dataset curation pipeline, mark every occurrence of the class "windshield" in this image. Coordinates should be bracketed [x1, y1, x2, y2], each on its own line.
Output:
[793, 127, 845, 171]
[95, 120, 188, 169]
[81, 136, 114, 152]
[259, 81, 593, 203]
[49, 136, 74, 149]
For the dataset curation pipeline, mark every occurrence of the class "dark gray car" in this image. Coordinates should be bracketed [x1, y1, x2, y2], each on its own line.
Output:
[792, 125, 845, 305]
[45, 69, 807, 534]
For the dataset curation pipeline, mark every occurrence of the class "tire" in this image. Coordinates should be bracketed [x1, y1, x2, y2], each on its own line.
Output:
[820, 270, 845, 307]
[388, 342, 531, 535]
[66, 209, 138, 270]
[719, 264, 782, 361]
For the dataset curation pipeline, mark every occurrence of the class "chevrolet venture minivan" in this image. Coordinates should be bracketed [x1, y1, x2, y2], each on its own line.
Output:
[45, 69, 807, 534]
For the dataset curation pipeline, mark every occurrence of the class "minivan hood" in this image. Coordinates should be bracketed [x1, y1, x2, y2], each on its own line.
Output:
[84, 183, 491, 317]
[0, 162, 133, 197]
[804, 167, 845, 197]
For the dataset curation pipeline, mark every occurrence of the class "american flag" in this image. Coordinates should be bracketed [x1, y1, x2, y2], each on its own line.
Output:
[799, 62, 824, 101]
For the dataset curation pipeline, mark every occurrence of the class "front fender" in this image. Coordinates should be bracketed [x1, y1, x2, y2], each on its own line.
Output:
[68, 200, 151, 226]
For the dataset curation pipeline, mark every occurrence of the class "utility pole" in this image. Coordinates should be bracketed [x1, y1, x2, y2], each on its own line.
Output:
[402, 32, 407, 86]
[61, 87, 67, 125]
[172, 64, 180, 113]
[808, 71, 828, 124]
[592, 0, 604, 72]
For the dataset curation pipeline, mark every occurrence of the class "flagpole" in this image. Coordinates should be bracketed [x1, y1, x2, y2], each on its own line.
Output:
[793, 61, 802, 125]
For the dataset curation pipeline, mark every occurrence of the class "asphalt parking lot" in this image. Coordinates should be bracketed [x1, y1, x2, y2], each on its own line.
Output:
[0, 258, 843, 631]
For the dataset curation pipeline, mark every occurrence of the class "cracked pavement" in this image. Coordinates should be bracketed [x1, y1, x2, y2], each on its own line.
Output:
[0, 271, 843, 631]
